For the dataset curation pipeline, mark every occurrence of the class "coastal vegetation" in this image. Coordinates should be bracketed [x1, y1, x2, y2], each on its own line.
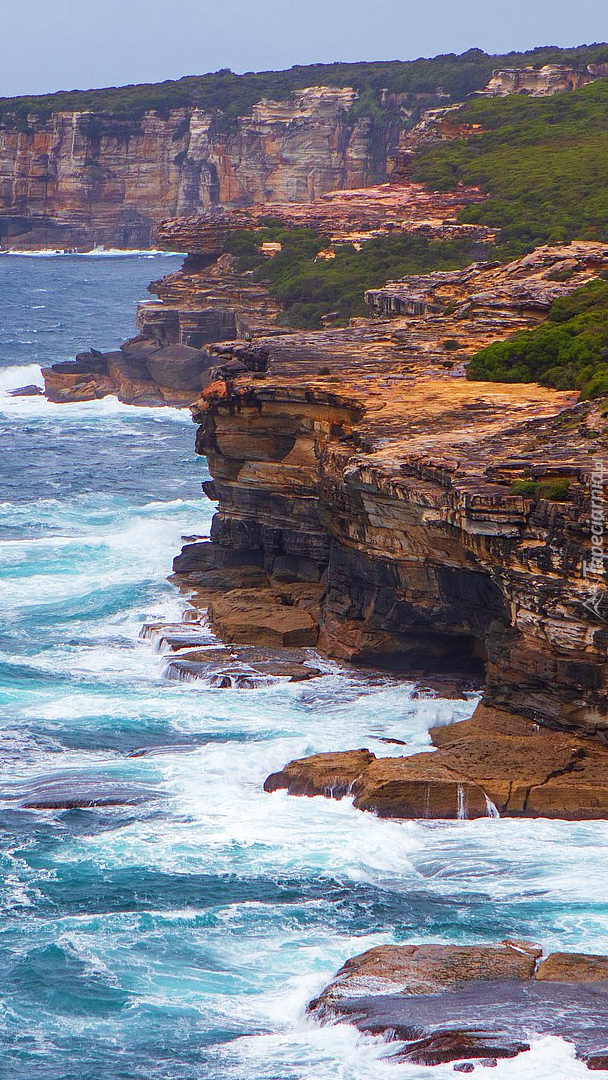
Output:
[224, 225, 483, 328]
[467, 278, 608, 398]
[414, 78, 608, 257]
[1, 44, 607, 124]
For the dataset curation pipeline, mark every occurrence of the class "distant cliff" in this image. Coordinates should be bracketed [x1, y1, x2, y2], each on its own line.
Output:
[0, 87, 402, 249]
[2, 44, 608, 250]
[477, 62, 608, 98]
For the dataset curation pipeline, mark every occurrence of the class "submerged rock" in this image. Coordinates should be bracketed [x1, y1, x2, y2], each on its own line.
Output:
[7, 384, 43, 397]
[165, 644, 323, 687]
[309, 942, 608, 1069]
[5, 774, 162, 810]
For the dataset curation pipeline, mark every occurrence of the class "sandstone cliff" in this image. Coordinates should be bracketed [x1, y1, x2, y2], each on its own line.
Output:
[477, 63, 606, 98]
[0, 88, 401, 249]
[40, 180, 492, 404]
[168, 242, 608, 747]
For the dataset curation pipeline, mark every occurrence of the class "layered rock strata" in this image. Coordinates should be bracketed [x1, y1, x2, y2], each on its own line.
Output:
[155, 180, 493, 253]
[42, 178, 493, 404]
[309, 941, 608, 1069]
[0, 88, 405, 250]
[171, 243, 608, 755]
[41, 340, 217, 406]
[477, 63, 606, 98]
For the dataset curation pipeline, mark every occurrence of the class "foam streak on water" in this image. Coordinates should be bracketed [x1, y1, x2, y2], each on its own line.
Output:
[1, 257, 607, 1079]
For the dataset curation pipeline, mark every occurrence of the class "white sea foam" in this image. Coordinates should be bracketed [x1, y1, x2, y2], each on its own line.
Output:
[0, 363, 44, 393]
[0, 247, 184, 258]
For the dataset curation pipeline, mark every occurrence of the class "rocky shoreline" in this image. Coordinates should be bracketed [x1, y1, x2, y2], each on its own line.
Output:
[309, 942, 608, 1070]
[35, 199, 608, 1071]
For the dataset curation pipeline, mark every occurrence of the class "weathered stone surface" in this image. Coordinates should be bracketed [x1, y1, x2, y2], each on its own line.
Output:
[11, 775, 160, 809]
[156, 180, 491, 255]
[207, 588, 318, 648]
[183, 242, 608, 741]
[265, 749, 375, 797]
[309, 943, 608, 1069]
[312, 943, 538, 1001]
[365, 242, 608, 315]
[163, 642, 322, 686]
[264, 703, 608, 820]
[145, 343, 211, 390]
[42, 342, 212, 405]
[6, 383, 43, 397]
[476, 63, 603, 98]
[0, 88, 408, 250]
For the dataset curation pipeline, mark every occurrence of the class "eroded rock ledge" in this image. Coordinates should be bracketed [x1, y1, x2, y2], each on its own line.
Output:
[264, 704, 608, 819]
[308, 941, 608, 1069]
[177, 243, 608, 744]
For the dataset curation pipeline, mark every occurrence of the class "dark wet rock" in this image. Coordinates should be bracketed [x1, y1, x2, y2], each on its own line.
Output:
[8, 774, 162, 810]
[309, 942, 608, 1070]
[127, 744, 199, 758]
[120, 334, 162, 377]
[7, 383, 43, 396]
[166, 644, 323, 687]
[145, 343, 212, 390]
[536, 952, 608, 983]
[454, 1066, 475, 1074]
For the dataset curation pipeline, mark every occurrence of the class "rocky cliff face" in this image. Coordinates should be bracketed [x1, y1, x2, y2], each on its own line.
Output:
[0, 87, 400, 249]
[171, 242, 608, 745]
[41, 180, 493, 404]
[477, 63, 604, 98]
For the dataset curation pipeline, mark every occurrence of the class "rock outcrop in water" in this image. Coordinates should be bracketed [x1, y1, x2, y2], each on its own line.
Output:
[309, 941, 608, 1069]
[265, 704, 608, 819]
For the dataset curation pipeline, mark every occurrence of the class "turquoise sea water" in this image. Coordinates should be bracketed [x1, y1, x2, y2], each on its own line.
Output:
[1, 252, 608, 1079]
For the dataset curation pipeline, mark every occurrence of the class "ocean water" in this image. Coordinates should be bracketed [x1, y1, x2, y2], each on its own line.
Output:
[1, 252, 608, 1080]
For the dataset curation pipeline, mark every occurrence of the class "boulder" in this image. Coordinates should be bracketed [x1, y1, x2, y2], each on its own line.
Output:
[120, 334, 162, 377]
[145, 343, 212, 390]
[309, 942, 608, 1069]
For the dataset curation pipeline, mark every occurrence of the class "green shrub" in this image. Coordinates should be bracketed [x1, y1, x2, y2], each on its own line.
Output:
[225, 225, 486, 328]
[414, 79, 608, 257]
[1, 44, 606, 125]
[467, 279, 608, 398]
[511, 479, 571, 500]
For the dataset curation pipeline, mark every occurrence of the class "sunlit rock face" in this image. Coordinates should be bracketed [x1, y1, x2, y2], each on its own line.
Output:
[477, 63, 603, 98]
